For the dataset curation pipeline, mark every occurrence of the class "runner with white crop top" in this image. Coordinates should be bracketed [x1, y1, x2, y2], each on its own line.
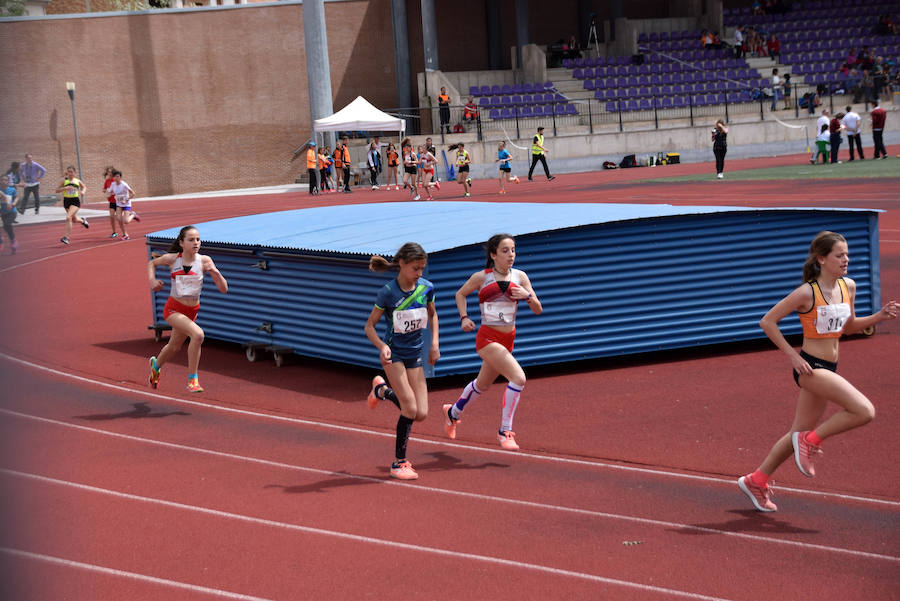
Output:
[147, 225, 228, 393]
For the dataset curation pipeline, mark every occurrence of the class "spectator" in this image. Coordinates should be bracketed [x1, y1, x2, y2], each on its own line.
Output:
[842, 106, 864, 161]
[782, 73, 792, 110]
[766, 34, 780, 62]
[843, 48, 858, 73]
[18, 154, 45, 215]
[860, 69, 875, 103]
[875, 13, 897, 35]
[463, 96, 479, 122]
[437, 87, 451, 135]
[734, 26, 745, 59]
[812, 123, 830, 164]
[770, 68, 781, 111]
[751, 0, 763, 16]
[846, 68, 862, 102]
[872, 57, 888, 100]
[871, 99, 887, 159]
[817, 108, 831, 138]
[829, 112, 844, 164]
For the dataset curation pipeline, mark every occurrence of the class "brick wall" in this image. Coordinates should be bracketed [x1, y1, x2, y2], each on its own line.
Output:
[0, 1, 394, 197]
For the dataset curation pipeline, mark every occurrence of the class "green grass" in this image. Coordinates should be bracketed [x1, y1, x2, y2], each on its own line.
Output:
[657, 157, 898, 182]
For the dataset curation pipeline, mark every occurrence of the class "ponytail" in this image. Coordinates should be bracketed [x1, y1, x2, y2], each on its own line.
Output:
[369, 242, 427, 272]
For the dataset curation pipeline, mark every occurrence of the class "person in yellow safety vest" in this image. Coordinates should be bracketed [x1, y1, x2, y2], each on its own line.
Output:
[438, 87, 451, 134]
[527, 126, 556, 182]
[306, 141, 320, 195]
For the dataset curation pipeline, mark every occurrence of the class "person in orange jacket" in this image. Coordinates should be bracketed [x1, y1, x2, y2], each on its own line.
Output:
[306, 141, 319, 195]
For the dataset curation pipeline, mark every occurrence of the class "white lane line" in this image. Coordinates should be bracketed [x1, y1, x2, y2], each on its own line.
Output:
[2, 351, 898, 509]
[0, 468, 737, 601]
[3, 409, 898, 563]
[0, 547, 274, 601]
[0, 242, 115, 275]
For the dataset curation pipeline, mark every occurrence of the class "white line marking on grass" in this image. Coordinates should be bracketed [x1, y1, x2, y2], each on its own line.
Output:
[0, 468, 740, 601]
[3, 410, 899, 563]
[2, 352, 898, 509]
[0, 547, 276, 601]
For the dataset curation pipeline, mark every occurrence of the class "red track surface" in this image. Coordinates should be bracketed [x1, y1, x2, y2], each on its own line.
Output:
[1, 151, 898, 600]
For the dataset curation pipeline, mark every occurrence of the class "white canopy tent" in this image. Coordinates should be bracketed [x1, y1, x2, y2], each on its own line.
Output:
[309, 96, 405, 191]
[313, 96, 405, 136]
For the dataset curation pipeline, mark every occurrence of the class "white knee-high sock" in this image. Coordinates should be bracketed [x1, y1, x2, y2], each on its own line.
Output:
[500, 383, 523, 432]
[450, 380, 482, 420]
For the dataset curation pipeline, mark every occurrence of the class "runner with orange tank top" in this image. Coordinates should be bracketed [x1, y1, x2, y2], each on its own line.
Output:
[737, 231, 898, 512]
[385, 143, 400, 190]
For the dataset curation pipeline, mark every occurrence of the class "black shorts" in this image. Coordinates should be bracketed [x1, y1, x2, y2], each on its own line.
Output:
[404, 167, 417, 175]
[793, 349, 837, 386]
[63, 197, 81, 210]
[108, 201, 117, 210]
[458, 165, 469, 173]
[391, 353, 423, 369]
[500, 166, 511, 172]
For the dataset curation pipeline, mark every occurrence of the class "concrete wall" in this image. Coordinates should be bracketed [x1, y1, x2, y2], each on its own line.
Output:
[0, 1, 394, 197]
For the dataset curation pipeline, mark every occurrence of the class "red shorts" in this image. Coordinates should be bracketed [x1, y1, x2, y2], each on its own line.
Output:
[476, 325, 516, 352]
[163, 297, 200, 321]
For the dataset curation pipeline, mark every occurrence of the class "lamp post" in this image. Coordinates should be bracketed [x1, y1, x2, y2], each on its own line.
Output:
[65, 82, 83, 179]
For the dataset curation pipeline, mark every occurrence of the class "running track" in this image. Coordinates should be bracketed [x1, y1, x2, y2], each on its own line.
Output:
[1, 152, 898, 600]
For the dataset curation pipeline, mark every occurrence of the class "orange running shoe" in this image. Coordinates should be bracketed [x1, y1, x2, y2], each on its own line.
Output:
[186, 377, 204, 393]
[738, 475, 777, 512]
[148, 356, 160, 389]
[390, 460, 418, 480]
[498, 430, 519, 451]
[442, 403, 459, 439]
[367, 375, 385, 409]
[792, 431, 823, 477]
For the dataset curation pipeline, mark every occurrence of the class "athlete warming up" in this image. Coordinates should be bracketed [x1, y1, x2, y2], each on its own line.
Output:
[442, 233, 542, 450]
[148, 225, 228, 393]
[738, 231, 898, 512]
[364, 242, 440, 480]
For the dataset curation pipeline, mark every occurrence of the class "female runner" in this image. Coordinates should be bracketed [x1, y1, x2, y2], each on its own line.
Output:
[401, 139, 419, 201]
[148, 225, 228, 393]
[442, 233, 542, 450]
[738, 231, 898, 511]
[55, 165, 89, 245]
[364, 242, 440, 479]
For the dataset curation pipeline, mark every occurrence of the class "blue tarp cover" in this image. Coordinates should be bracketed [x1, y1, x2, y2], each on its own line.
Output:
[145, 201, 875, 256]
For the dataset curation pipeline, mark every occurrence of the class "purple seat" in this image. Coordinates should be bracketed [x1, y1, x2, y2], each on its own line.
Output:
[543, 81, 554, 90]
[510, 94, 522, 105]
[554, 103, 566, 115]
[584, 79, 596, 90]
[479, 85, 490, 96]
[490, 96, 502, 107]
[489, 108, 500, 120]
[469, 86, 479, 97]
[573, 68, 584, 79]
[501, 84, 513, 95]
[662, 73, 672, 85]
[606, 101, 618, 112]
[513, 83, 523, 94]
[625, 99, 639, 111]
[520, 94, 532, 104]
[500, 95, 511, 106]
[479, 97, 490, 108]
[519, 106, 533, 118]
[639, 98, 651, 110]
[491, 85, 501, 95]
[522, 82, 534, 94]
[562, 59, 573, 69]
[565, 103, 577, 114]
[500, 108, 512, 119]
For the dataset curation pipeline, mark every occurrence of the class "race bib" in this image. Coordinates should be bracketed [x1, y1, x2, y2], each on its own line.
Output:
[815, 303, 850, 335]
[393, 307, 427, 334]
[481, 300, 516, 325]
[173, 274, 203, 298]
[115, 193, 129, 206]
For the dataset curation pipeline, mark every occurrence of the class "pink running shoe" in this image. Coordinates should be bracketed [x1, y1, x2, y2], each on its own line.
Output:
[498, 430, 519, 451]
[132, 212, 141, 222]
[435, 180, 441, 191]
[738, 475, 777, 512]
[186, 377, 204, 393]
[442, 403, 459, 439]
[390, 460, 418, 480]
[148, 356, 160, 389]
[367, 375, 385, 409]
[792, 431, 823, 477]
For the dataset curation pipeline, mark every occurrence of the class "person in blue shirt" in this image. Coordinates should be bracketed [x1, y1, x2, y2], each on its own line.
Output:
[495, 141, 518, 194]
[18, 154, 46, 215]
[1, 174, 19, 254]
[364, 242, 440, 480]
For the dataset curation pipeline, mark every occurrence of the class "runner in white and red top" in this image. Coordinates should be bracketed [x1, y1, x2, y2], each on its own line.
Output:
[147, 225, 228, 393]
[441, 233, 543, 451]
